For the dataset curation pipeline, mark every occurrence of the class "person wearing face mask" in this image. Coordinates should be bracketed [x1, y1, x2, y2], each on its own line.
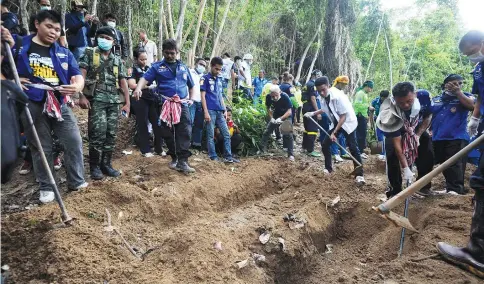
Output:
[304, 76, 365, 184]
[430, 74, 474, 196]
[133, 39, 195, 174]
[260, 85, 295, 161]
[188, 58, 207, 151]
[436, 31, 484, 279]
[79, 27, 130, 180]
[90, 13, 128, 60]
[128, 49, 164, 157]
[65, 0, 96, 61]
[375, 83, 434, 198]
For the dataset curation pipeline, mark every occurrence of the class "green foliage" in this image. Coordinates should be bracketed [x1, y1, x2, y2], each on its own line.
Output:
[231, 96, 268, 154]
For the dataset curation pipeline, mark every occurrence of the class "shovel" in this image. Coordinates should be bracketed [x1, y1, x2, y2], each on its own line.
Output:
[373, 132, 484, 232]
[4, 42, 73, 224]
[308, 116, 363, 176]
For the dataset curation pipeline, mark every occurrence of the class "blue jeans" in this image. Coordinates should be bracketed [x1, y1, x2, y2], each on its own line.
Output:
[253, 92, 261, 106]
[330, 133, 347, 155]
[189, 101, 204, 147]
[376, 126, 385, 155]
[72, 46, 87, 62]
[206, 110, 232, 159]
[222, 78, 229, 100]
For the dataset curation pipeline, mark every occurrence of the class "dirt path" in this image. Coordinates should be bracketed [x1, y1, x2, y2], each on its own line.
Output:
[1, 141, 481, 283]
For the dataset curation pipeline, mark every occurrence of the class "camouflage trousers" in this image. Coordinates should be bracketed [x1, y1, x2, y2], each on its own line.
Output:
[88, 101, 120, 153]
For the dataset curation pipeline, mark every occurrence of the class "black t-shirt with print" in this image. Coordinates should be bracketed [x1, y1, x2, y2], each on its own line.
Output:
[28, 41, 61, 101]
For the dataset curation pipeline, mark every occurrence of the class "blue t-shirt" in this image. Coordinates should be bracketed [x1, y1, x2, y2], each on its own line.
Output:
[265, 92, 292, 119]
[200, 73, 225, 111]
[430, 92, 472, 141]
[471, 62, 484, 116]
[280, 83, 294, 97]
[143, 59, 194, 100]
[383, 90, 432, 138]
[65, 12, 89, 48]
[252, 77, 268, 96]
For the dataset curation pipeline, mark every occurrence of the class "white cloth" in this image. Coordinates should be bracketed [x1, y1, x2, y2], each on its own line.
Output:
[222, 58, 233, 80]
[241, 61, 252, 87]
[140, 40, 158, 65]
[321, 88, 358, 134]
[189, 69, 201, 102]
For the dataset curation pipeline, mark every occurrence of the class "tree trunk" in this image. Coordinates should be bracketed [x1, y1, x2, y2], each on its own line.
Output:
[19, 0, 29, 33]
[191, 0, 207, 58]
[212, 0, 219, 45]
[295, 18, 323, 82]
[91, 0, 98, 15]
[288, 24, 296, 73]
[322, 0, 361, 94]
[127, 0, 133, 62]
[199, 22, 210, 56]
[210, 0, 231, 58]
[163, 10, 169, 41]
[166, 0, 175, 39]
[306, 36, 321, 83]
[384, 29, 393, 89]
[158, 0, 164, 56]
[182, 6, 199, 47]
[175, 0, 188, 48]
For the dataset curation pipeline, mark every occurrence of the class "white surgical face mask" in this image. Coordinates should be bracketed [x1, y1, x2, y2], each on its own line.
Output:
[468, 42, 484, 64]
[195, 65, 205, 74]
[40, 6, 51, 11]
[106, 21, 116, 28]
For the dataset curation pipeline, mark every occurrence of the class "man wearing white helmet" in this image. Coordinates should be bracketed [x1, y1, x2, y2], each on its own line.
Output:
[240, 53, 253, 99]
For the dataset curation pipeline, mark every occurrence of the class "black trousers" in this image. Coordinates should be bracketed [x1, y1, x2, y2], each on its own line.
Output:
[216, 133, 242, 156]
[321, 127, 363, 176]
[132, 97, 164, 154]
[434, 139, 468, 194]
[160, 105, 192, 162]
[385, 131, 434, 197]
[356, 113, 367, 152]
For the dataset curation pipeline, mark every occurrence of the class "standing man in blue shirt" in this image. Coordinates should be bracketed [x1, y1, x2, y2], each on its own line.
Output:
[133, 39, 195, 174]
[437, 30, 484, 279]
[65, 0, 93, 61]
[431, 74, 474, 195]
[252, 70, 268, 105]
[2, 10, 87, 203]
[201, 57, 239, 163]
[370, 90, 390, 161]
[376, 84, 434, 198]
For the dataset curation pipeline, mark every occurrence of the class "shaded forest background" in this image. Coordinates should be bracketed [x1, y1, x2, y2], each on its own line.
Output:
[9, 0, 473, 97]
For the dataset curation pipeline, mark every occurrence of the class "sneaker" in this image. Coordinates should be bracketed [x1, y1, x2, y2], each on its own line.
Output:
[323, 169, 330, 175]
[19, 160, 32, 175]
[39, 190, 55, 204]
[360, 153, 369, 159]
[69, 182, 88, 191]
[161, 151, 167, 157]
[54, 157, 62, 170]
[341, 154, 351, 160]
[143, 152, 155, 158]
[288, 155, 295, 162]
[308, 151, 322, 157]
[230, 157, 241, 163]
[378, 154, 386, 161]
[333, 154, 344, 163]
[211, 157, 220, 162]
[419, 188, 435, 196]
[356, 176, 366, 185]
[168, 159, 178, 170]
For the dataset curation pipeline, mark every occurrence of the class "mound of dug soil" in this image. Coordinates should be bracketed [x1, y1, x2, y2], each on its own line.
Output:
[1, 153, 482, 283]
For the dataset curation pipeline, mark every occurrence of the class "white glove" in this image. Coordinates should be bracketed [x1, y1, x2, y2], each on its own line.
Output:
[403, 167, 415, 184]
[468, 116, 480, 137]
[275, 118, 282, 124]
[270, 118, 277, 124]
[304, 111, 315, 118]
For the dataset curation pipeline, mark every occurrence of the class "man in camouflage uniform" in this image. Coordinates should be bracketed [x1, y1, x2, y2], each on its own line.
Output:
[78, 26, 130, 180]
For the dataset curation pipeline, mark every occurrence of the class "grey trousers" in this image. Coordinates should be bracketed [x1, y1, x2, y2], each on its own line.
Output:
[20, 101, 86, 191]
[261, 121, 294, 156]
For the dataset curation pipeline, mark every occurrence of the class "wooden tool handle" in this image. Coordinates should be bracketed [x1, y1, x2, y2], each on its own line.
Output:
[378, 133, 484, 212]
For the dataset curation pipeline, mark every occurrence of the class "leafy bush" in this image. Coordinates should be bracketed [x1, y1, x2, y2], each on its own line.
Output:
[231, 97, 269, 155]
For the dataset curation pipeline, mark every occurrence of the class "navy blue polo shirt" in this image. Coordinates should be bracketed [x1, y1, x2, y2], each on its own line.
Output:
[143, 59, 194, 100]
[129, 64, 154, 100]
[471, 62, 484, 116]
[280, 83, 294, 97]
[430, 92, 472, 142]
[200, 73, 224, 111]
[265, 92, 292, 119]
[383, 90, 432, 138]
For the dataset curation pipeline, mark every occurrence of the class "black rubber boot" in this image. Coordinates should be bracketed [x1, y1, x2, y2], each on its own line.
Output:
[89, 149, 104, 180]
[437, 191, 484, 279]
[100, 151, 121, 177]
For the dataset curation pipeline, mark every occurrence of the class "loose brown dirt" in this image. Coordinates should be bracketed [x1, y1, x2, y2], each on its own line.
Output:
[1, 113, 482, 283]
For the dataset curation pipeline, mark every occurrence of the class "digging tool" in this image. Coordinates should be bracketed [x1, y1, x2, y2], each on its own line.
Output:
[4, 42, 73, 224]
[398, 181, 411, 257]
[308, 116, 363, 176]
[373, 132, 484, 232]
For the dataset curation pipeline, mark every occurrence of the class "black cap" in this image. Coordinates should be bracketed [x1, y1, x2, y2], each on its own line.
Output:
[96, 26, 116, 40]
[443, 74, 464, 84]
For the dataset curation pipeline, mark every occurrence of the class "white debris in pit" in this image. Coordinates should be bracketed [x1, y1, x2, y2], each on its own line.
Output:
[251, 253, 266, 264]
[122, 150, 133, 155]
[235, 259, 249, 269]
[213, 241, 223, 251]
[259, 231, 271, 244]
[329, 195, 340, 207]
[325, 244, 333, 254]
